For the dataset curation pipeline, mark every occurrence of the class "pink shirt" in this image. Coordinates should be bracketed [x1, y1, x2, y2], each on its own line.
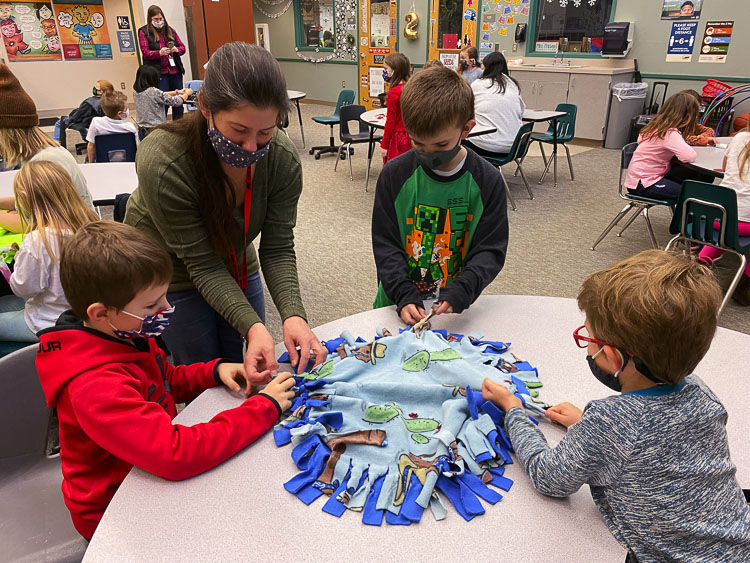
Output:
[624, 128, 697, 189]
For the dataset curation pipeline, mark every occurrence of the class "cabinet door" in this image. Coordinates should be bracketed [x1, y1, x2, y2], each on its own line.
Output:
[534, 72, 570, 132]
[510, 71, 539, 110]
[567, 73, 612, 140]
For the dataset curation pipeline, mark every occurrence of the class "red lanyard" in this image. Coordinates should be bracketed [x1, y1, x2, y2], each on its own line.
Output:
[229, 168, 252, 292]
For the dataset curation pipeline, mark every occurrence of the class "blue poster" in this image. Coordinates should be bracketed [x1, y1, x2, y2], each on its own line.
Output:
[116, 30, 135, 55]
[666, 21, 697, 62]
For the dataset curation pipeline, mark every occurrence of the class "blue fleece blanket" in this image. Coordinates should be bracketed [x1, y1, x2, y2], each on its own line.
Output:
[274, 328, 544, 525]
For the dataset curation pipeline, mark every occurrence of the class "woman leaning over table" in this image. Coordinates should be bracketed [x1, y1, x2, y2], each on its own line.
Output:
[125, 42, 324, 386]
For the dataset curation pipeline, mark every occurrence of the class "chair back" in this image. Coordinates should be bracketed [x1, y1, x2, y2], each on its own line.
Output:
[618, 142, 638, 196]
[509, 122, 535, 161]
[94, 133, 138, 163]
[0, 345, 50, 460]
[59, 114, 68, 148]
[339, 104, 368, 140]
[332, 89, 356, 119]
[184, 80, 202, 112]
[545, 103, 577, 142]
[668, 180, 742, 250]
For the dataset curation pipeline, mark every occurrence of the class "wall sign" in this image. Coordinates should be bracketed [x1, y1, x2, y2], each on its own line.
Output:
[535, 40, 559, 53]
[666, 21, 697, 62]
[54, 0, 112, 60]
[661, 0, 702, 20]
[698, 20, 733, 64]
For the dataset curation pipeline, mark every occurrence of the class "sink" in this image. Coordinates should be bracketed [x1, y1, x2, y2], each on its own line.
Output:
[520, 64, 587, 69]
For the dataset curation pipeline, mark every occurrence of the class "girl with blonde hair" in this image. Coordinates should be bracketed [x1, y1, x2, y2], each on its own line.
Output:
[0, 161, 98, 342]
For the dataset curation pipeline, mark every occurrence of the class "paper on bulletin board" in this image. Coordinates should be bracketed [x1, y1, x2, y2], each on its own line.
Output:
[369, 66, 385, 97]
[666, 21, 697, 62]
[54, 0, 112, 60]
[2, 2, 62, 61]
[440, 52, 458, 71]
[698, 20, 733, 63]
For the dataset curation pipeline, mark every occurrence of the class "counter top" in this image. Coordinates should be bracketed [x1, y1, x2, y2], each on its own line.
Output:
[508, 62, 635, 76]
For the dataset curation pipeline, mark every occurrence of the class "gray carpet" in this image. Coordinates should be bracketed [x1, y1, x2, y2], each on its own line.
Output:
[261, 101, 749, 340]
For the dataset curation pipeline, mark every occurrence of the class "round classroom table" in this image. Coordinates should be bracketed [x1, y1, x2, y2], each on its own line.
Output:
[83, 295, 750, 562]
[684, 136, 733, 179]
[0, 162, 137, 205]
[287, 90, 307, 148]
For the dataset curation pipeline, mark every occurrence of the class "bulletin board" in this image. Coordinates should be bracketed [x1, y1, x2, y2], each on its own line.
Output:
[358, 0, 398, 110]
[1, 2, 62, 61]
[53, 0, 112, 60]
[427, 0, 480, 70]
[477, 0, 530, 62]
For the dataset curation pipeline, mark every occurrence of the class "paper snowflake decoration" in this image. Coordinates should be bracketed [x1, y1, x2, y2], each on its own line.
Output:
[573, 0, 581, 6]
[559, 0, 567, 6]
[588, 0, 597, 5]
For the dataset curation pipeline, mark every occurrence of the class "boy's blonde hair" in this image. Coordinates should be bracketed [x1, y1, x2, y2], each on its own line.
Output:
[401, 65, 474, 138]
[13, 161, 98, 260]
[61, 221, 173, 320]
[0, 126, 58, 168]
[577, 250, 721, 385]
[100, 90, 127, 119]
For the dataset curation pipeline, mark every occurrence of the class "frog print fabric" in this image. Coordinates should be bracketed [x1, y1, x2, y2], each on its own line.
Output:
[273, 328, 545, 525]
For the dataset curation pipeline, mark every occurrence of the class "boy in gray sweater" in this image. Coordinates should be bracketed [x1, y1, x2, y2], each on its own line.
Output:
[483, 250, 750, 562]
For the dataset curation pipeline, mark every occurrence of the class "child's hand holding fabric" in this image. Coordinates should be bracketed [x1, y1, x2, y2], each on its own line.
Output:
[482, 378, 523, 411]
[261, 372, 296, 413]
[544, 402, 583, 427]
[217, 362, 251, 394]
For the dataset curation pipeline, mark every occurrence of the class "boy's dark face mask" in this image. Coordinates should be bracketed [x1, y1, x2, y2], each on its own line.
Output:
[414, 133, 463, 170]
[586, 347, 663, 391]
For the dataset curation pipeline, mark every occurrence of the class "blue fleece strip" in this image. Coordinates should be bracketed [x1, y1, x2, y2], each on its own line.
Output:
[295, 484, 325, 505]
[323, 337, 345, 353]
[397, 473, 425, 523]
[465, 385, 482, 420]
[321, 464, 354, 517]
[511, 375, 529, 395]
[458, 471, 503, 504]
[309, 411, 344, 431]
[481, 400, 505, 425]
[487, 467, 513, 491]
[514, 361, 534, 371]
[436, 474, 485, 521]
[290, 435, 323, 468]
[284, 441, 329, 494]
[362, 474, 387, 526]
[273, 427, 292, 446]
[432, 329, 448, 338]
[470, 339, 510, 353]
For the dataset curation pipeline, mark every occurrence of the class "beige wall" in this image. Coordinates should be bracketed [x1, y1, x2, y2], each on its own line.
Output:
[0, 0, 141, 117]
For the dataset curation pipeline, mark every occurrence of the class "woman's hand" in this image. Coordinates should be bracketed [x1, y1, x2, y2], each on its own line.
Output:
[481, 378, 523, 412]
[171, 46, 179, 54]
[243, 323, 279, 391]
[282, 316, 325, 374]
[159, 46, 170, 56]
[544, 402, 583, 427]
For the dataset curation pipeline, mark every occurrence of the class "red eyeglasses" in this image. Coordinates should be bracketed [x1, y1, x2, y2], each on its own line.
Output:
[573, 325, 629, 354]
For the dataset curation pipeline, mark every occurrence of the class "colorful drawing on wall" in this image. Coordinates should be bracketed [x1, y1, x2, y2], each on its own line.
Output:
[660, 0, 702, 20]
[1, 2, 62, 61]
[53, 1, 111, 60]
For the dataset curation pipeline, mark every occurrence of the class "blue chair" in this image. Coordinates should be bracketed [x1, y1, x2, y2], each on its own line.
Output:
[531, 103, 577, 184]
[665, 180, 750, 315]
[94, 133, 137, 163]
[590, 142, 675, 251]
[478, 122, 535, 211]
[334, 104, 382, 181]
[184, 80, 202, 112]
[0, 345, 89, 562]
[309, 89, 356, 160]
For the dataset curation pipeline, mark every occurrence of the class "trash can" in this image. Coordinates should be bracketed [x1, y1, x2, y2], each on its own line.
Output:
[605, 82, 648, 149]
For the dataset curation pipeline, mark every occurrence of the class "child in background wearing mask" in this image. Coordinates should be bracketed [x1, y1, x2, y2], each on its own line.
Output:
[85, 90, 138, 162]
[380, 52, 411, 163]
[458, 46, 483, 85]
[35, 220, 296, 540]
[371, 65, 508, 325]
[0, 161, 97, 343]
[481, 250, 750, 562]
[65, 80, 115, 139]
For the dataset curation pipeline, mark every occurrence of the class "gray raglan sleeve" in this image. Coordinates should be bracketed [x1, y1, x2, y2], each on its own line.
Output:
[503, 401, 639, 497]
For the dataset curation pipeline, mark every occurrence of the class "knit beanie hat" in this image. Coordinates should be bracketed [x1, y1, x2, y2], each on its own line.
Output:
[0, 64, 39, 128]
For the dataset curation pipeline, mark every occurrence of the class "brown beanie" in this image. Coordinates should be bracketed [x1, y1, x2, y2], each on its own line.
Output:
[0, 64, 39, 128]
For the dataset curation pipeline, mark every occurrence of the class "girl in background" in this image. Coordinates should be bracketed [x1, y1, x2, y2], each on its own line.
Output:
[0, 161, 98, 342]
[133, 65, 191, 139]
[624, 92, 698, 201]
[698, 124, 750, 305]
[380, 52, 412, 163]
[458, 46, 482, 85]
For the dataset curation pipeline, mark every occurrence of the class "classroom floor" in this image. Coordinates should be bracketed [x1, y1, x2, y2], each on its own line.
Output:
[56, 102, 750, 341]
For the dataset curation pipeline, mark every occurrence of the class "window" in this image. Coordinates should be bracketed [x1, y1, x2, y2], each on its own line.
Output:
[530, 0, 616, 55]
[295, 0, 335, 51]
[437, 0, 462, 49]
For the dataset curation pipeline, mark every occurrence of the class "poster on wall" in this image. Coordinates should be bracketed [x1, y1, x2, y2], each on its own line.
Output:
[698, 20, 733, 64]
[53, 0, 112, 60]
[661, 0, 702, 20]
[368, 65, 384, 98]
[666, 21, 697, 62]
[439, 52, 458, 71]
[1, 2, 62, 61]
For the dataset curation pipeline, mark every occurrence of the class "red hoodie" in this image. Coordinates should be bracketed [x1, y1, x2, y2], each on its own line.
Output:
[36, 313, 281, 539]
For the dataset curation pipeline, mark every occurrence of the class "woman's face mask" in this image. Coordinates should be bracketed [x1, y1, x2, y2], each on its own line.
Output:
[152, 18, 165, 29]
[207, 117, 270, 168]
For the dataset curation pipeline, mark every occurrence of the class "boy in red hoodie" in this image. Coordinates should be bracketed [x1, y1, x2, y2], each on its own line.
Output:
[36, 221, 296, 540]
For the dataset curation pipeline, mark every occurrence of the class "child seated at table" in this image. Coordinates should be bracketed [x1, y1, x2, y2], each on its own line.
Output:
[680, 89, 717, 147]
[0, 161, 97, 343]
[698, 123, 750, 305]
[35, 220, 295, 540]
[372, 64, 508, 325]
[624, 91, 699, 201]
[85, 90, 138, 163]
[481, 250, 750, 562]
[132, 65, 192, 139]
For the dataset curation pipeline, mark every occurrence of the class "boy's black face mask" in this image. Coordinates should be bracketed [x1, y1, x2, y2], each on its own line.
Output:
[586, 347, 663, 391]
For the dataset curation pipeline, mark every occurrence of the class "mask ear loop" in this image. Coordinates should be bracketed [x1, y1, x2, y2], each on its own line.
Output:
[592, 346, 629, 382]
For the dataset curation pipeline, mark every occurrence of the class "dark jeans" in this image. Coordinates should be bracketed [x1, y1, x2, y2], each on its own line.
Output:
[666, 160, 716, 185]
[158, 72, 184, 120]
[628, 177, 682, 201]
[162, 272, 265, 365]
